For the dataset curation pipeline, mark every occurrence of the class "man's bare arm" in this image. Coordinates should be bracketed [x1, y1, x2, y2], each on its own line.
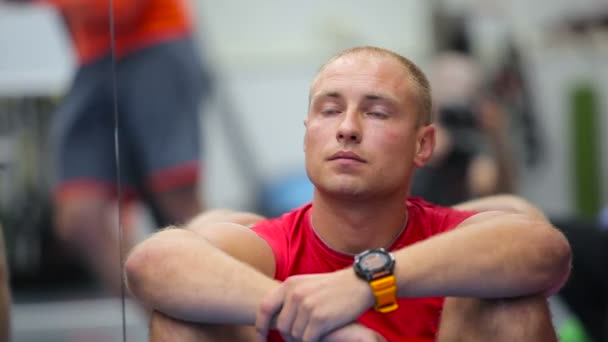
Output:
[125, 210, 278, 325]
[452, 194, 546, 220]
[394, 207, 570, 299]
[127, 210, 387, 341]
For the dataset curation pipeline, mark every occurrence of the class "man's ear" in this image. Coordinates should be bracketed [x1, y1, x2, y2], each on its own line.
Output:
[413, 124, 435, 168]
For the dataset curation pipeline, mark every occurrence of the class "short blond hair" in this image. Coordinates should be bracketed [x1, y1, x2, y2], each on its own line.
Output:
[315, 46, 432, 125]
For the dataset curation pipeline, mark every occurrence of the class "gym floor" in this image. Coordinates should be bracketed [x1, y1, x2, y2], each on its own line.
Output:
[12, 297, 148, 342]
[10, 295, 573, 342]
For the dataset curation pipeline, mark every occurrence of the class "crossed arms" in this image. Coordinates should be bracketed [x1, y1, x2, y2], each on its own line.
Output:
[125, 195, 571, 341]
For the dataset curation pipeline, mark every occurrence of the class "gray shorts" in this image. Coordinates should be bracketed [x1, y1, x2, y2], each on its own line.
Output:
[51, 37, 209, 202]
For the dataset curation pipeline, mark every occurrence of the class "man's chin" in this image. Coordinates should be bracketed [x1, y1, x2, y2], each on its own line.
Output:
[317, 182, 369, 200]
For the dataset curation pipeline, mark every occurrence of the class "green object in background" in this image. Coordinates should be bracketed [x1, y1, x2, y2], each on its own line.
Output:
[558, 318, 592, 342]
[570, 83, 602, 219]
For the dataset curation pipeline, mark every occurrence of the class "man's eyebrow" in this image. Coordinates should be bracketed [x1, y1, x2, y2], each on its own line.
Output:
[363, 93, 399, 105]
[311, 91, 341, 102]
[309, 91, 400, 105]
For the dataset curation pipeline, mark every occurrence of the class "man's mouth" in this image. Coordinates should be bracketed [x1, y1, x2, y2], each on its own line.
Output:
[328, 151, 366, 162]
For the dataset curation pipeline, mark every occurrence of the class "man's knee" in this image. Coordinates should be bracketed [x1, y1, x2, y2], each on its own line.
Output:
[152, 186, 202, 225]
[438, 295, 557, 342]
[150, 312, 195, 342]
[149, 311, 257, 342]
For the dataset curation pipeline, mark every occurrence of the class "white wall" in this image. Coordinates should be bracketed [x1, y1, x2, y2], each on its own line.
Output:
[0, 4, 74, 96]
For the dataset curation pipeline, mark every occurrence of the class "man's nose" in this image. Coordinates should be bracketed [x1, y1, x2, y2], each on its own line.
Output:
[336, 111, 362, 143]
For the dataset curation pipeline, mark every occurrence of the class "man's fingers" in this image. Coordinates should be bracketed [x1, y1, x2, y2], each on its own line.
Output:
[276, 295, 299, 340]
[301, 308, 327, 342]
[256, 286, 286, 340]
[290, 304, 310, 340]
[297, 311, 336, 341]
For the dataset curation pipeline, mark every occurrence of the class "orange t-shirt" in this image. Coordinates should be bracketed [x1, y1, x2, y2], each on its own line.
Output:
[42, 0, 193, 64]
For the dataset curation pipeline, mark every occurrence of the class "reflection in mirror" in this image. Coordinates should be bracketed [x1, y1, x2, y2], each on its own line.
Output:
[109, 0, 210, 340]
[0, 0, 146, 340]
[108, 0, 210, 338]
[0, 0, 210, 338]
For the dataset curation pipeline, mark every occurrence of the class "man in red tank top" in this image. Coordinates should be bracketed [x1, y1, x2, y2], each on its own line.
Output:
[125, 46, 571, 341]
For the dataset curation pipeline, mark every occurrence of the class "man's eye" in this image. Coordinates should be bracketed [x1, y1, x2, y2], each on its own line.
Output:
[321, 109, 340, 115]
[368, 111, 388, 118]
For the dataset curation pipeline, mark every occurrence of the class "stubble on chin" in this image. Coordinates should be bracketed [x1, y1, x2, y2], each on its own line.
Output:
[315, 175, 370, 199]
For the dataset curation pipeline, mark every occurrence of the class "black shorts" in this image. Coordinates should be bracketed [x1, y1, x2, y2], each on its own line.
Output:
[51, 36, 210, 202]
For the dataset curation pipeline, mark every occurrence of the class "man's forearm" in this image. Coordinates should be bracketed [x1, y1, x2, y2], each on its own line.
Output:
[125, 227, 278, 325]
[452, 195, 547, 220]
[393, 212, 571, 299]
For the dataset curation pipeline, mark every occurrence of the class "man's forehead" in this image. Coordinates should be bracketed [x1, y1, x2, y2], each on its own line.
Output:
[321, 53, 397, 75]
[310, 54, 411, 99]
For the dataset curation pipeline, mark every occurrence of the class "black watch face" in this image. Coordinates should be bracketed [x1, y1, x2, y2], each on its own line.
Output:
[359, 251, 390, 272]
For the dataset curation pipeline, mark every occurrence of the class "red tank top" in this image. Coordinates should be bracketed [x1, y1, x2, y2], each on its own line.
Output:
[252, 198, 476, 342]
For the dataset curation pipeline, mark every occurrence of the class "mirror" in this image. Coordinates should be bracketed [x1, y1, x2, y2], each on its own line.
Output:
[106, 0, 210, 338]
[1, 1, 209, 340]
[0, 0, 143, 340]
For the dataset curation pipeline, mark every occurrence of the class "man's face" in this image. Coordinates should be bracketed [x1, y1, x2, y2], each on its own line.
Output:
[304, 54, 434, 199]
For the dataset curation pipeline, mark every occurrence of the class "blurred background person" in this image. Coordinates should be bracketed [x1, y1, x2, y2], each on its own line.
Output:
[413, 10, 603, 342]
[411, 51, 517, 205]
[410, 15, 519, 206]
[15, 0, 211, 296]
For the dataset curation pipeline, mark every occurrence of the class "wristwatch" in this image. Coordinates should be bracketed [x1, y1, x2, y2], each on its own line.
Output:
[353, 248, 398, 313]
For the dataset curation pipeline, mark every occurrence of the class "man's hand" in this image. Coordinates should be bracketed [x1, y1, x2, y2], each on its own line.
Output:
[256, 269, 375, 342]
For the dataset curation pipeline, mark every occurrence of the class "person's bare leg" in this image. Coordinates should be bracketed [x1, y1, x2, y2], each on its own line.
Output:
[149, 311, 256, 342]
[437, 295, 557, 341]
[54, 197, 136, 295]
[153, 186, 203, 225]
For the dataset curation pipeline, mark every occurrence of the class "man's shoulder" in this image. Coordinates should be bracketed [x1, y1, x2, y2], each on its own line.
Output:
[407, 197, 454, 213]
[250, 203, 313, 280]
[252, 203, 312, 233]
[406, 197, 476, 234]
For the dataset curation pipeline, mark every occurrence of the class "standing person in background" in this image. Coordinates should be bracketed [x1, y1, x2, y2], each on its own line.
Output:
[17, 0, 211, 295]
[411, 52, 517, 206]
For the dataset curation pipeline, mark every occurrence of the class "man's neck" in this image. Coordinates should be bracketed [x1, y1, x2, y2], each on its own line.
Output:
[310, 191, 409, 255]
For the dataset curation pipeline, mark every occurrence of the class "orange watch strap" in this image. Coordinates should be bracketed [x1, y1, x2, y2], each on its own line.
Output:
[369, 274, 398, 313]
